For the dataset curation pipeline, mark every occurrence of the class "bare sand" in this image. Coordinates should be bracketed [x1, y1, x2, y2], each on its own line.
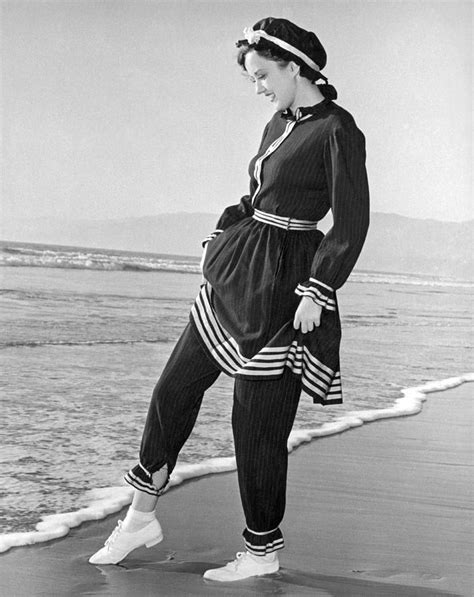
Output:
[1, 383, 472, 596]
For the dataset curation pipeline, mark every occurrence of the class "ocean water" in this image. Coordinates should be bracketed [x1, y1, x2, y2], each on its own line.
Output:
[0, 241, 472, 551]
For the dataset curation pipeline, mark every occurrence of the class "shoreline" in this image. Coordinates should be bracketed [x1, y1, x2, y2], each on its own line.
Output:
[2, 239, 473, 285]
[0, 380, 472, 595]
[1, 374, 471, 555]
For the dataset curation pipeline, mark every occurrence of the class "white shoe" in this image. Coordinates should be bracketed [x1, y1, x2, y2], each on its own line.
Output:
[203, 551, 279, 582]
[88, 518, 163, 565]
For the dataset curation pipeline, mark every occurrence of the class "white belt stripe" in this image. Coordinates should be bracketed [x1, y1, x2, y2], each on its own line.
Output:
[253, 209, 318, 231]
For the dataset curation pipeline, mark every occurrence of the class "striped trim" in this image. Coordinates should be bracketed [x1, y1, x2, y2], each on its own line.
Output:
[310, 277, 334, 293]
[253, 208, 318, 231]
[252, 114, 314, 205]
[243, 526, 285, 555]
[245, 538, 284, 556]
[295, 277, 336, 311]
[191, 284, 342, 404]
[295, 284, 336, 311]
[201, 229, 223, 248]
[252, 119, 298, 205]
[124, 470, 159, 496]
[124, 463, 170, 497]
[139, 462, 152, 476]
[246, 526, 279, 536]
[191, 284, 246, 375]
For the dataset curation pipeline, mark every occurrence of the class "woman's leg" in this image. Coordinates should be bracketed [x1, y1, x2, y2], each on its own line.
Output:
[231, 368, 302, 556]
[203, 368, 301, 581]
[89, 322, 221, 564]
[124, 322, 221, 498]
[130, 468, 168, 513]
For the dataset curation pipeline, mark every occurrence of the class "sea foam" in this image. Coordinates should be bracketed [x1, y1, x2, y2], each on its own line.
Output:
[0, 373, 472, 554]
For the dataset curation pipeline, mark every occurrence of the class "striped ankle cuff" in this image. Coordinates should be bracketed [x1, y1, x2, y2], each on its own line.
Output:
[124, 463, 169, 497]
[242, 527, 284, 556]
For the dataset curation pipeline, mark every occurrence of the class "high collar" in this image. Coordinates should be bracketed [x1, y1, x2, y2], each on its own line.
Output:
[281, 98, 332, 121]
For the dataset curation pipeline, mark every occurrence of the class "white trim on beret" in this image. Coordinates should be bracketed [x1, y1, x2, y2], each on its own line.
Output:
[243, 27, 320, 72]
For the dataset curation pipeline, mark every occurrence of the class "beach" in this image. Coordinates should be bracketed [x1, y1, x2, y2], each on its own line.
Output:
[2, 1, 472, 593]
[2, 251, 471, 538]
[1, 248, 472, 595]
[0, 381, 471, 596]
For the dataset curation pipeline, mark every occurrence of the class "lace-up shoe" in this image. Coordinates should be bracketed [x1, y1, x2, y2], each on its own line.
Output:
[88, 518, 163, 565]
[203, 551, 279, 581]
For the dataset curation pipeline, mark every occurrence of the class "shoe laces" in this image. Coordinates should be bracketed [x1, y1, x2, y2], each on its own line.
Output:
[104, 520, 123, 548]
[226, 552, 247, 571]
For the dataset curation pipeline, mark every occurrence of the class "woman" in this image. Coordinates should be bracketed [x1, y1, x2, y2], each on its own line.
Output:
[89, 16, 369, 582]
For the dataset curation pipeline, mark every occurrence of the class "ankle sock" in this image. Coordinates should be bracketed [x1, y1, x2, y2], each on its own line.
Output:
[122, 505, 156, 532]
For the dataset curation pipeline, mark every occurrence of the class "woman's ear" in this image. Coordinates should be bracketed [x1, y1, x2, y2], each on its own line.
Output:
[288, 61, 301, 78]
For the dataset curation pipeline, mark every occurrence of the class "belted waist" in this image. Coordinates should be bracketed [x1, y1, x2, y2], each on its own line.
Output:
[252, 208, 318, 231]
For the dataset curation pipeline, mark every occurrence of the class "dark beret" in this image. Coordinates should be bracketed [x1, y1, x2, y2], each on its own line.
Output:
[250, 16, 327, 71]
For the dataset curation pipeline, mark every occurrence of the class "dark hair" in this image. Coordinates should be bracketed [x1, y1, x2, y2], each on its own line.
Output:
[236, 40, 324, 84]
[236, 39, 337, 99]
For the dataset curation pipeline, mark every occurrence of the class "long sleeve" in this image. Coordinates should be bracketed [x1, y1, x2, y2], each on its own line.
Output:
[202, 122, 271, 248]
[295, 121, 370, 310]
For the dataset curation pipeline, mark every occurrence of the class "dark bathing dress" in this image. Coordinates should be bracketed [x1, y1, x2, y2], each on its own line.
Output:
[192, 98, 370, 405]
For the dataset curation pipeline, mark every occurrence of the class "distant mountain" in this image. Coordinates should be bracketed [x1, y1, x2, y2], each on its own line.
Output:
[359, 213, 473, 280]
[2, 212, 473, 280]
[1, 213, 216, 257]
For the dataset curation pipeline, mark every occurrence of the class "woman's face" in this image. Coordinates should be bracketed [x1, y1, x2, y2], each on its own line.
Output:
[244, 51, 297, 112]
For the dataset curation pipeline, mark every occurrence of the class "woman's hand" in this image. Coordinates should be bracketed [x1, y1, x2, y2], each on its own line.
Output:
[293, 296, 322, 333]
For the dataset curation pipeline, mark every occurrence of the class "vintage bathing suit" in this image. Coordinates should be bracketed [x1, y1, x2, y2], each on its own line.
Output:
[191, 98, 369, 405]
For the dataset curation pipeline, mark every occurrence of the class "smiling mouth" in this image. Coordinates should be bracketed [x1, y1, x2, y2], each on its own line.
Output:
[265, 94, 276, 102]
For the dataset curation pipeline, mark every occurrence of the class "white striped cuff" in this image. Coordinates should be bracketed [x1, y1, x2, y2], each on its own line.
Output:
[295, 278, 336, 311]
[244, 538, 284, 555]
[201, 229, 223, 248]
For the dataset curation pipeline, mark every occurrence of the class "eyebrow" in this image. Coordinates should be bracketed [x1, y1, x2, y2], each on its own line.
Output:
[248, 68, 266, 80]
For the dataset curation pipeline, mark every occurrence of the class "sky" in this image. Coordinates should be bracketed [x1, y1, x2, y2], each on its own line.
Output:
[1, 0, 472, 228]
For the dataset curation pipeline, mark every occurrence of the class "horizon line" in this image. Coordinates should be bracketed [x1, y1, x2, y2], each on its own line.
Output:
[3, 211, 473, 225]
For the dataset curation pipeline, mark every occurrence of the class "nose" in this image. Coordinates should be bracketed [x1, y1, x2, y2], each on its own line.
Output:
[255, 79, 265, 95]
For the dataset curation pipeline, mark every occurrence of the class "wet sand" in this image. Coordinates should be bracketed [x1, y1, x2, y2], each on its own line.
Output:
[0, 383, 472, 596]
